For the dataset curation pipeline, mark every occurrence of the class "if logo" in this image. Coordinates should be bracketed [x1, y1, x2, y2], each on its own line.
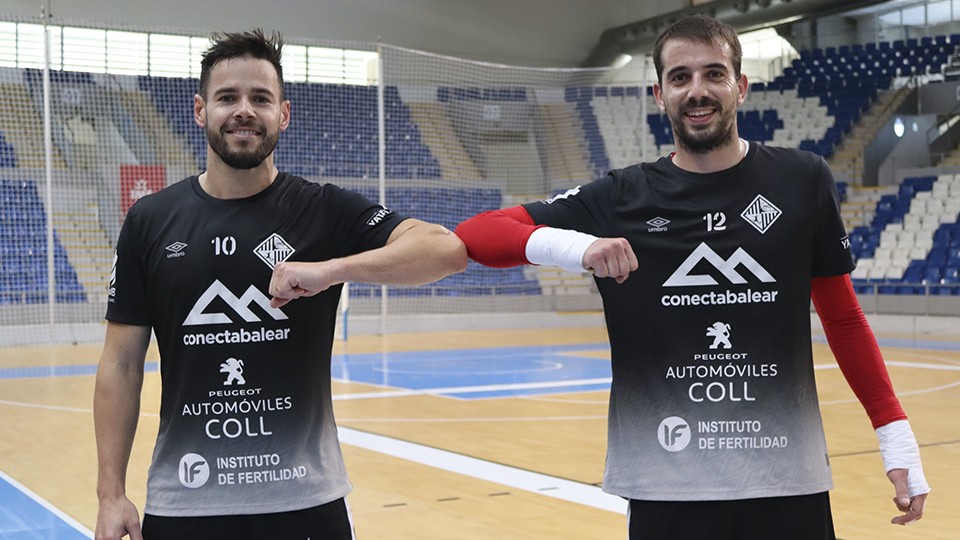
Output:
[663, 243, 775, 287]
[657, 416, 691, 452]
[179, 453, 210, 488]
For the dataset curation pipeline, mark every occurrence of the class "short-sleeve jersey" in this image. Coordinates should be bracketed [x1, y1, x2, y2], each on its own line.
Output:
[107, 173, 405, 516]
[524, 144, 854, 501]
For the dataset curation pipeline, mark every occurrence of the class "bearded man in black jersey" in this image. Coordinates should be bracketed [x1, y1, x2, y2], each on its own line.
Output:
[94, 29, 466, 540]
[456, 14, 929, 540]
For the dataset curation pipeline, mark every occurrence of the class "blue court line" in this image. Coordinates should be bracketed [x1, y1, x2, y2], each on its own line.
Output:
[0, 471, 92, 539]
[1, 335, 959, 386]
[0, 362, 159, 381]
[331, 343, 612, 399]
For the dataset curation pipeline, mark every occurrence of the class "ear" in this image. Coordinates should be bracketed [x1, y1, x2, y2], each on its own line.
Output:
[194, 94, 206, 128]
[652, 83, 666, 112]
[279, 100, 291, 132]
[736, 73, 748, 107]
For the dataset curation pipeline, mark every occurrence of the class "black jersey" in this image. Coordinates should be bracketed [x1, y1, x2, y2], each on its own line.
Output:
[107, 173, 405, 516]
[524, 143, 854, 501]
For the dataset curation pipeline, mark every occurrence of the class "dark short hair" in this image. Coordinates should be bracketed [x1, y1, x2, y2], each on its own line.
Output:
[199, 28, 284, 99]
[653, 14, 742, 85]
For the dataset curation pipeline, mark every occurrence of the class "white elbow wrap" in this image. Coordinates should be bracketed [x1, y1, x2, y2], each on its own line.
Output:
[876, 419, 930, 496]
[525, 227, 598, 274]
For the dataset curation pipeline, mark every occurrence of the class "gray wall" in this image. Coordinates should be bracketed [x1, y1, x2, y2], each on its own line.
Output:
[876, 114, 938, 186]
[917, 80, 960, 115]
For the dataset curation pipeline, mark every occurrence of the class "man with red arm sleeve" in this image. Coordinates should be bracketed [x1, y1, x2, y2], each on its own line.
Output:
[455, 15, 928, 540]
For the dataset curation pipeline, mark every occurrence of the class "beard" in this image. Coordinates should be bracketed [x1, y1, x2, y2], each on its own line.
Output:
[668, 97, 737, 155]
[206, 123, 279, 170]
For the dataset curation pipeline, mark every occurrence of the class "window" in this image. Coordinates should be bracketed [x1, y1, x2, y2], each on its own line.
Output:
[0, 20, 377, 83]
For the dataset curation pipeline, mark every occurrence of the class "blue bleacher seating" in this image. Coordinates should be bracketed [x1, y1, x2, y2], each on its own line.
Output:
[771, 37, 958, 158]
[344, 187, 540, 297]
[139, 77, 442, 180]
[565, 89, 610, 177]
[0, 179, 86, 304]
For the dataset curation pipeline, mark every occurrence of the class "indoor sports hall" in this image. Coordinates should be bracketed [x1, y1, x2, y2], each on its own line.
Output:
[0, 0, 958, 538]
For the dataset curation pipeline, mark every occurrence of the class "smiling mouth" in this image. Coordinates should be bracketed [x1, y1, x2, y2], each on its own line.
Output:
[684, 108, 716, 119]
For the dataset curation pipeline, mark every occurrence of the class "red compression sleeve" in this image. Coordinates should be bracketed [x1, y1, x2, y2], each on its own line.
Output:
[454, 206, 545, 268]
[811, 274, 906, 429]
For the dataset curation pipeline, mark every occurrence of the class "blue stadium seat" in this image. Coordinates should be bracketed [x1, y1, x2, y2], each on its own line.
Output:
[0, 179, 86, 304]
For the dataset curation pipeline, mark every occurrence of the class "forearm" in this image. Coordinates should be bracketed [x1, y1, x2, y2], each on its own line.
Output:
[811, 275, 905, 428]
[94, 324, 149, 500]
[455, 205, 636, 281]
[456, 206, 598, 272]
[812, 276, 929, 507]
[293, 220, 466, 288]
[454, 207, 541, 267]
[341, 220, 466, 285]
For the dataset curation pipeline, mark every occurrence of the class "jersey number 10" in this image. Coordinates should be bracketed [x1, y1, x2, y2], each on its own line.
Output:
[212, 236, 237, 256]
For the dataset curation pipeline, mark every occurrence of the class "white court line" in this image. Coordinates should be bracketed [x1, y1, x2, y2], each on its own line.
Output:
[0, 400, 92, 413]
[333, 377, 612, 401]
[820, 379, 960, 405]
[0, 469, 93, 538]
[885, 360, 960, 371]
[337, 426, 626, 514]
[341, 414, 604, 423]
[813, 360, 960, 372]
[0, 399, 158, 417]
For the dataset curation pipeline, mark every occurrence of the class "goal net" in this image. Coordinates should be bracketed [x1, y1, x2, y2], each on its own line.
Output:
[0, 15, 661, 344]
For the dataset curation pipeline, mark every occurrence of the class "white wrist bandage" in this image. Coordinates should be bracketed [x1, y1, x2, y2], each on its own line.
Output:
[525, 227, 599, 274]
[876, 419, 931, 496]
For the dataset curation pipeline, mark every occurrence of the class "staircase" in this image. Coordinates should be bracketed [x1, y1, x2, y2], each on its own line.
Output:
[407, 101, 483, 180]
[828, 85, 913, 183]
[51, 205, 113, 303]
[538, 104, 594, 183]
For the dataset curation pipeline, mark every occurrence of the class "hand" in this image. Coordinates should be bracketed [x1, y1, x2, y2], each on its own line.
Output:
[582, 238, 638, 283]
[269, 261, 338, 308]
[95, 495, 143, 540]
[887, 468, 927, 525]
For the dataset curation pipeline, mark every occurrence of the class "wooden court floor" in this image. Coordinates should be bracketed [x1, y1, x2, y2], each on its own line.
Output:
[0, 323, 958, 539]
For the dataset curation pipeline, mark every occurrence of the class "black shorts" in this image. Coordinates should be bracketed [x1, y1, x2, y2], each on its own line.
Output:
[142, 497, 354, 540]
[628, 492, 836, 540]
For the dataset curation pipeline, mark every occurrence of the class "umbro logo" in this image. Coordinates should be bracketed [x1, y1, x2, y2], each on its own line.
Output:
[183, 280, 287, 326]
[663, 243, 775, 287]
[741, 195, 781, 234]
[165, 241, 188, 259]
[647, 217, 669, 232]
